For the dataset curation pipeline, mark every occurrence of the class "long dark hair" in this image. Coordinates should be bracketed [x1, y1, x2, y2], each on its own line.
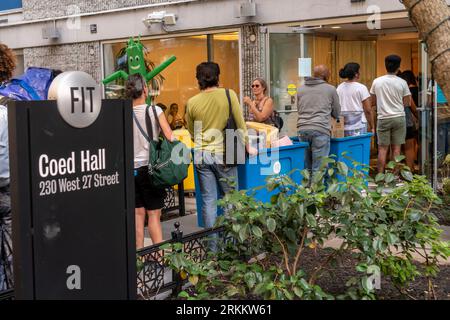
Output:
[339, 62, 360, 80]
[399, 70, 418, 87]
[125, 74, 146, 100]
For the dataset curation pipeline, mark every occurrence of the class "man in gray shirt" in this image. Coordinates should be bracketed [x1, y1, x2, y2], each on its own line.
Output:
[297, 65, 341, 174]
[0, 43, 15, 291]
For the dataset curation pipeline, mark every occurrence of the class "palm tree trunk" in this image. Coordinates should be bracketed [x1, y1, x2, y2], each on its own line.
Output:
[401, 0, 450, 102]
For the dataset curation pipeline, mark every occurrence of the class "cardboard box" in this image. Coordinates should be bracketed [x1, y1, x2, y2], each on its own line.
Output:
[331, 116, 344, 138]
[246, 122, 279, 149]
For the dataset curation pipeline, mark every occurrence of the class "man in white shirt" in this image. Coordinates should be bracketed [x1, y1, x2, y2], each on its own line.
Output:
[370, 55, 412, 173]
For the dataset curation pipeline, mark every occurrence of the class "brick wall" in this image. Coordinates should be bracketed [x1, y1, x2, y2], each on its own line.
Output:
[22, 0, 183, 20]
[23, 42, 101, 82]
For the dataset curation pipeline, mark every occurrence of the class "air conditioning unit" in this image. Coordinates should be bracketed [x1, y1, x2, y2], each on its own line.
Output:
[241, 2, 256, 17]
[42, 26, 60, 40]
[237, 2, 256, 17]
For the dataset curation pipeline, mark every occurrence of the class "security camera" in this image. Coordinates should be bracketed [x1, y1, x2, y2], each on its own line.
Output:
[163, 14, 177, 26]
[142, 11, 177, 29]
[148, 11, 166, 23]
[142, 18, 152, 28]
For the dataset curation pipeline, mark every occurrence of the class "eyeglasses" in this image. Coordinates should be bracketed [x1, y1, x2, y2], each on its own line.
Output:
[251, 84, 260, 88]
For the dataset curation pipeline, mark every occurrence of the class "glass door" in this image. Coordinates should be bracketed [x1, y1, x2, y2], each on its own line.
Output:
[269, 32, 302, 137]
[268, 28, 334, 137]
[419, 42, 450, 189]
[418, 42, 433, 181]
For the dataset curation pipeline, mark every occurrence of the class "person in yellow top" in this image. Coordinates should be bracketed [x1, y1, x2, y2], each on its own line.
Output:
[186, 62, 255, 234]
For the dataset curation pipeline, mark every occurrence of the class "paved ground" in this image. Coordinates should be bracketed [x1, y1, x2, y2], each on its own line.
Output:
[144, 196, 201, 247]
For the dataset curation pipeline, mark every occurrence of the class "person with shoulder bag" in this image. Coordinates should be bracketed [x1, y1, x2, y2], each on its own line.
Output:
[126, 74, 177, 249]
[186, 62, 257, 236]
[243, 78, 283, 130]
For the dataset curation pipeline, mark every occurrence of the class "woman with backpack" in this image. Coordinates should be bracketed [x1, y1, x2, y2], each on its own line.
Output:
[126, 74, 174, 249]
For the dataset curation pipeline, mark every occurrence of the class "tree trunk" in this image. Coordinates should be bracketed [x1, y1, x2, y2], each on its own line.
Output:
[402, 0, 450, 102]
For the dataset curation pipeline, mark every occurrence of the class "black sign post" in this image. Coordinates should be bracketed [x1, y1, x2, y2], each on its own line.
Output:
[8, 72, 136, 299]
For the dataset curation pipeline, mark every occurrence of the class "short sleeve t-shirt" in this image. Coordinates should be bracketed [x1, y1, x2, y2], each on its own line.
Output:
[370, 75, 411, 120]
[337, 81, 371, 130]
[186, 88, 248, 154]
[133, 104, 163, 169]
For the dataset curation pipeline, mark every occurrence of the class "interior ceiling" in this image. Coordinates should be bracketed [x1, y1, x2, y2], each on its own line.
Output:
[315, 18, 416, 36]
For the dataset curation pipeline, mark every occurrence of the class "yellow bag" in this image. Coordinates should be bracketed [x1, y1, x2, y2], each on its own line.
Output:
[246, 122, 279, 149]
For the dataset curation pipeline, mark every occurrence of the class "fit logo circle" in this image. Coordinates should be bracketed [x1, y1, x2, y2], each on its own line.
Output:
[273, 161, 281, 174]
[48, 71, 102, 128]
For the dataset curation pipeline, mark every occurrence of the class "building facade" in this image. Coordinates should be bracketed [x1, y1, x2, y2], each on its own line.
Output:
[1, 0, 449, 187]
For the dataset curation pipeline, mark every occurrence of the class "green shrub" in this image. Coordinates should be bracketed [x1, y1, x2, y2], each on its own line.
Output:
[162, 155, 450, 300]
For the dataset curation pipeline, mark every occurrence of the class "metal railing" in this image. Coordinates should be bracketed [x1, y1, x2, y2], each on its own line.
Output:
[162, 184, 186, 217]
[0, 222, 224, 301]
[136, 223, 225, 299]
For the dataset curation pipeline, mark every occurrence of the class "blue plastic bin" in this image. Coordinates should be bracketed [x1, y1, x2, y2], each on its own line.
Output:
[291, 133, 373, 170]
[330, 133, 373, 172]
[194, 142, 308, 227]
[237, 143, 308, 202]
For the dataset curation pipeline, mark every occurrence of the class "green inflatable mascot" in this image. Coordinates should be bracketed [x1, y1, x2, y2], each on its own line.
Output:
[103, 37, 176, 104]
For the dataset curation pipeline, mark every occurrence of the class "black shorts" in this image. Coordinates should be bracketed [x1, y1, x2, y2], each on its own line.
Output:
[134, 167, 166, 211]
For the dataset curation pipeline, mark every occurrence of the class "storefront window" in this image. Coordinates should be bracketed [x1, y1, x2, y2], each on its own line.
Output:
[211, 33, 240, 96]
[103, 32, 240, 119]
[0, 0, 22, 11]
[269, 33, 301, 136]
[269, 33, 335, 136]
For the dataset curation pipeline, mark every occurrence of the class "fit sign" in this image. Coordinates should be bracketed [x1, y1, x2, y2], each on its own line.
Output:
[8, 71, 136, 299]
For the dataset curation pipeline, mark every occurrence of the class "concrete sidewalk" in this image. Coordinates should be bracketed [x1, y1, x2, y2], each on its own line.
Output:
[323, 225, 450, 265]
[144, 195, 201, 247]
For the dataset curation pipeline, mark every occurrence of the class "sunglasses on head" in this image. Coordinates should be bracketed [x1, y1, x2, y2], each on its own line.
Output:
[251, 84, 260, 88]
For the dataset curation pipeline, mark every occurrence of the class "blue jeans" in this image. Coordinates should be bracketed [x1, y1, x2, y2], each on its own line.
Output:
[298, 130, 331, 173]
[194, 151, 238, 229]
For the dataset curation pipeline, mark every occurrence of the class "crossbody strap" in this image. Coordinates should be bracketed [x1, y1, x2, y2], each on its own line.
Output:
[144, 105, 154, 141]
[133, 105, 161, 142]
[133, 111, 150, 142]
[225, 89, 232, 122]
[150, 105, 162, 133]
[146, 105, 163, 140]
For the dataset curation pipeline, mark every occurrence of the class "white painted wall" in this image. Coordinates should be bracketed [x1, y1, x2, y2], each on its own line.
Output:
[0, 0, 411, 49]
